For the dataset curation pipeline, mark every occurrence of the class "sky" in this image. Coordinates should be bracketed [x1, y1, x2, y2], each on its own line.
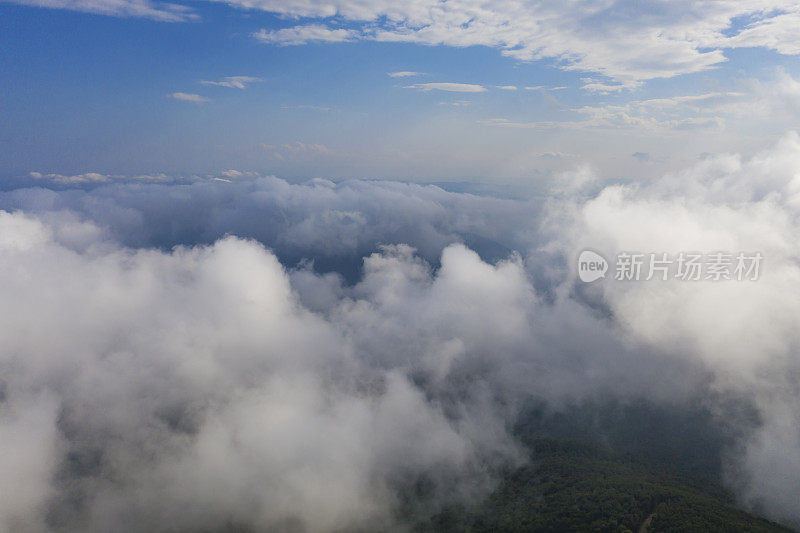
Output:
[4, 3, 800, 532]
[2, 0, 800, 184]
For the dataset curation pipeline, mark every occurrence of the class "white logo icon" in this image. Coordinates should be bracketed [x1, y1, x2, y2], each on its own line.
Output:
[578, 250, 608, 282]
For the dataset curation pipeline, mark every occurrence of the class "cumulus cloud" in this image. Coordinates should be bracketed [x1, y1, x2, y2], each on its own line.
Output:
[4, 133, 800, 528]
[546, 132, 800, 524]
[0, 213, 529, 531]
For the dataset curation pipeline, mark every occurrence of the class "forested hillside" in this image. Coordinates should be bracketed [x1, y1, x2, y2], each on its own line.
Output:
[420, 438, 794, 533]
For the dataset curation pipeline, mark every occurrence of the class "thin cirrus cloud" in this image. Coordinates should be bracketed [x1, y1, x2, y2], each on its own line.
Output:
[199, 76, 263, 89]
[168, 92, 209, 103]
[404, 82, 487, 93]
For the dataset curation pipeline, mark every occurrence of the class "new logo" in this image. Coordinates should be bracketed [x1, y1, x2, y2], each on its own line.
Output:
[578, 250, 608, 282]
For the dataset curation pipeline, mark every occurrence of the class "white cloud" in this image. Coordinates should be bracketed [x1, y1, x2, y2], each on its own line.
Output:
[404, 82, 487, 93]
[0, 213, 526, 531]
[225, 1, 800, 85]
[253, 24, 357, 45]
[549, 133, 800, 522]
[4, 0, 196, 20]
[282, 104, 333, 111]
[478, 86, 769, 132]
[8, 136, 800, 528]
[538, 151, 576, 159]
[524, 85, 568, 91]
[218, 169, 260, 179]
[16, 0, 800, 89]
[29, 171, 112, 184]
[199, 76, 262, 89]
[478, 118, 540, 128]
[131, 172, 171, 182]
[168, 92, 209, 103]
[496, 85, 517, 90]
[388, 71, 423, 78]
[581, 80, 629, 93]
[719, 12, 800, 55]
[28, 171, 172, 185]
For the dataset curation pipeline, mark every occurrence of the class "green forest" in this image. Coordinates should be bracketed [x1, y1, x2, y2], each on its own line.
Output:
[420, 438, 793, 532]
[413, 400, 797, 533]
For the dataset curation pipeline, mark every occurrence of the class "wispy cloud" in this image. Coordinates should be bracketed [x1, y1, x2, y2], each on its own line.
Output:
[200, 76, 262, 89]
[230, 2, 800, 85]
[3, 0, 197, 21]
[28, 171, 170, 184]
[388, 71, 423, 78]
[495, 85, 517, 91]
[538, 151, 577, 159]
[404, 82, 487, 93]
[480, 90, 736, 132]
[253, 24, 357, 45]
[478, 118, 549, 129]
[525, 86, 568, 91]
[581, 79, 631, 93]
[13, 0, 800, 88]
[168, 92, 209, 103]
[282, 104, 333, 112]
[29, 171, 112, 184]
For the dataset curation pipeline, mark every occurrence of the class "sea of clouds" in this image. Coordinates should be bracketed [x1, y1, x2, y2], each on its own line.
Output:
[2, 133, 800, 531]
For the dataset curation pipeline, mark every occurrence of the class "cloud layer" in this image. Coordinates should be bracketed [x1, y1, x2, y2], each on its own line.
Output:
[3, 134, 800, 529]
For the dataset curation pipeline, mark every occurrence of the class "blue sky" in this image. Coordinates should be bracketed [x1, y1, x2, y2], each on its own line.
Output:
[2, 0, 800, 184]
